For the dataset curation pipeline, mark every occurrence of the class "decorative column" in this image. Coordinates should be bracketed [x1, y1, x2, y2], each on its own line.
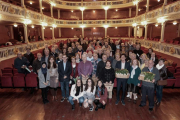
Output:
[59, 28, 61, 37]
[164, 0, 167, 5]
[9, 26, 14, 39]
[136, 3, 139, 16]
[50, 5, 53, 17]
[82, 28, 84, 38]
[82, 10, 84, 24]
[39, 0, 43, 14]
[160, 22, 166, 42]
[23, 24, 28, 43]
[21, 0, 25, 7]
[52, 28, 55, 39]
[58, 9, 60, 19]
[134, 26, 137, 38]
[129, 8, 132, 17]
[146, 0, 149, 12]
[150, 25, 152, 39]
[128, 27, 131, 37]
[144, 25, 148, 40]
[41, 26, 45, 40]
[105, 28, 107, 38]
[178, 23, 180, 37]
[105, 9, 107, 24]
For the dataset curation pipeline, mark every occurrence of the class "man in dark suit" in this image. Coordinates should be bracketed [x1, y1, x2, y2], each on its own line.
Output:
[150, 52, 158, 67]
[115, 54, 131, 106]
[139, 60, 160, 111]
[58, 54, 72, 102]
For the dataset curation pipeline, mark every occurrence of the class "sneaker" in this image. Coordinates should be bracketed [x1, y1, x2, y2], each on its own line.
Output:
[61, 98, 65, 102]
[115, 100, 119, 105]
[89, 106, 94, 111]
[126, 94, 130, 98]
[72, 104, 75, 110]
[121, 100, 125, 106]
[66, 97, 69, 102]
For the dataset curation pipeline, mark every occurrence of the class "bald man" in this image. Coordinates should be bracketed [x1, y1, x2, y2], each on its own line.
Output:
[14, 52, 29, 74]
[32, 53, 42, 74]
[139, 60, 160, 111]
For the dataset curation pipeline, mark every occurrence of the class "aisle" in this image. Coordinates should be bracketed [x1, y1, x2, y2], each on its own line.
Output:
[0, 88, 179, 120]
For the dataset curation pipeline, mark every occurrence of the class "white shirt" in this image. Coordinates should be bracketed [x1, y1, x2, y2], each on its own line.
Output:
[121, 62, 125, 69]
[70, 84, 85, 100]
[84, 86, 96, 96]
[87, 57, 94, 62]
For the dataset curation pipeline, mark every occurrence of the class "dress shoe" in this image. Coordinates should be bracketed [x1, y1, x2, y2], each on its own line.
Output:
[149, 108, 153, 111]
[139, 104, 144, 107]
[72, 104, 75, 110]
[102, 105, 106, 109]
[95, 107, 98, 111]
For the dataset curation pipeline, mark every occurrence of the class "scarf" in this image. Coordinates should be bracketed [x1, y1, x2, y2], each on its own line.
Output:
[97, 87, 101, 97]
[131, 65, 138, 78]
[41, 62, 47, 74]
[156, 64, 164, 70]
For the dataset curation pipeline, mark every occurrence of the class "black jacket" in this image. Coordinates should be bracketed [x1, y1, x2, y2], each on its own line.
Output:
[115, 61, 131, 80]
[24, 52, 34, 66]
[96, 61, 106, 78]
[158, 65, 168, 80]
[133, 49, 143, 60]
[58, 61, 72, 82]
[32, 58, 41, 74]
[14, 57, 29, 73]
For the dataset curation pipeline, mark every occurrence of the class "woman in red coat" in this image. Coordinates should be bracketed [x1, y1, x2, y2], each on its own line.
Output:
[70, 56, 79, 84]
[94, 80, 108, 111]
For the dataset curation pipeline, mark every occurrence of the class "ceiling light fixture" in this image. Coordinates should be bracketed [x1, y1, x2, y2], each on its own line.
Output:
[104, 25, 108, 28]
[104, 6, 109, 10]
[157, 0, 160, 2]
[155, 24, 158, 27]
[30, 2, 32, 5]
[42, 22, 48, 26]
[157, 17, 165, 23]
[51, 2, 56, 6]
[43, 27, 45, 29]
[50, 28, 52, 30]
[93, 10, 95, 13]
[24, 19, 32, 24]
[133, 0, 139, 5]
[42, 7, 44, 10]
[116, 9, 118, 12]
[31, 25, 34, 28]
[52, 24, 57, 28]
[132, 23, 137, 27]
[71, 10, 73, 12]
[141, 21, 147, 25]
[80, 7, 85, 11]
[71, 28, 74, 29]
[14, 24, 18, 27]
[173, 21, 177, 25]
[80, 25, 85, 28]
[139, 9, 141, 11]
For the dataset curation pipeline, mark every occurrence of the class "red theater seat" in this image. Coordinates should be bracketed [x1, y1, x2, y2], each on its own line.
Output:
[174, 72, 180, 78]
[174, 77, 180, 87]
[2, 69, 12, 74]
[167, 67, 175, 74]
[166, 79, 176, 87]
[1, 76, 13, 87]
[25, 73, 38, 87]
[13, 76, 25, 87]
[14, 73, 26, 77]
[4, 67, 13, 69]
[13, 69, 18, 75]
[2, 73, 13, 77]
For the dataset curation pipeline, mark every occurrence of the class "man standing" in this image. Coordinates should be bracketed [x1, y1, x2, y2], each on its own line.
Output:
[96, 54, 107, 78]
[78, 53, 93, 78]
[32, 53, 42, 74]
[58, 54, 72, 102]
[14, 52, 29, 74]
[91, 53, 101, 76]
[41, 49, 50, 65]
[139, 60, 160, 111]
[115, 54, 131, 106]
[24, 46, 34, 66]
[133, 44, 143, 60]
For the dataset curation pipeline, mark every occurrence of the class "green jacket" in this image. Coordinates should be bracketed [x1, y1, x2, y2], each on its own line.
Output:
[127, 66, 141, 86]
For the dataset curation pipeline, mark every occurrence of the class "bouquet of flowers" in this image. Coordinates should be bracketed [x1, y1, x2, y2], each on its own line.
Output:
[139, 72, 155, 82]
[115, 69, 129, 79]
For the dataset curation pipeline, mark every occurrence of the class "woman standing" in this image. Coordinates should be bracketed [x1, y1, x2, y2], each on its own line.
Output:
[156, 58, 167, 105]
[38, 62, 50, 104]
[69, 79, 85, 110]
[140, 53, 148, 68]
[94, 80, 108, 111]
[83, 78, 96, 111]
[127, 59, 141, 104]
[48, 56, 59, 101]
[70, 56, 79, 84]
[99, 60, 115, 102]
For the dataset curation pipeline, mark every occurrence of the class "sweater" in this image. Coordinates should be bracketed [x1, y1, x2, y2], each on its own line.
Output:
[99, 68, 115, 83]
[78, 61, 93, 76]
[127, 66, 141, 86]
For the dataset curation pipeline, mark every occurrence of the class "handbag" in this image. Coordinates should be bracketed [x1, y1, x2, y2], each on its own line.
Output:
[157, 80, 167, 86]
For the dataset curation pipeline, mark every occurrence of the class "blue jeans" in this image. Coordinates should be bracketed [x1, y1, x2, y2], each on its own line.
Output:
[156, 85, 163, 102]
[68, 96, 84, 105]
[60, 81, 69, 98]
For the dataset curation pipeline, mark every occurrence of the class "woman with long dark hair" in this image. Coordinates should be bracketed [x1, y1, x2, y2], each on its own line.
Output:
[38, 62, 50, 104]
[48, 56, 59, 101]
[70, 56, 79, 85]
[94, 80, 108, 111]
[83, 78, 96, 111]
[68, 79, 85, 110]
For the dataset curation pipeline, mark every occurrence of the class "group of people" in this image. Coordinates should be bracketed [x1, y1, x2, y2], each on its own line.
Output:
[14, 36, 168, 112]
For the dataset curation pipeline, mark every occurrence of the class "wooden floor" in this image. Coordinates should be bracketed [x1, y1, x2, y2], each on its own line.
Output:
[0, 88, 180, 120]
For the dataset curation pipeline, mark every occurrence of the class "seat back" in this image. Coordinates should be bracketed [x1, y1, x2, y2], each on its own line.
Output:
[13, 76, 25, 87]
[0, 76, 13, 87]
[2, 69, 12, 74]
[174, 77, 180, 87]
[25, 73, 38, 87]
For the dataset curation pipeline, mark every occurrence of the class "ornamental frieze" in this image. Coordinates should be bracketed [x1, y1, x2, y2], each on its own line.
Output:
[8, 6, 15, 14]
